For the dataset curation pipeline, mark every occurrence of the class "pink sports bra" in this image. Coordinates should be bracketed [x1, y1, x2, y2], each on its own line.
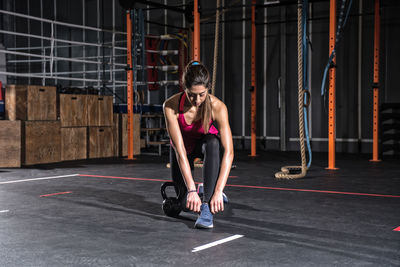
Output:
[175, 92, 218, 154]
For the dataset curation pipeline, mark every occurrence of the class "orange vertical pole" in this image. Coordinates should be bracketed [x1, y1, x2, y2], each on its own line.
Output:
[126, 10, 134, 160]
[193, 0, 200, 61]
[371, 0, 381, 162]
[327, 0, 338, 170]
[250, 0, 257, 157]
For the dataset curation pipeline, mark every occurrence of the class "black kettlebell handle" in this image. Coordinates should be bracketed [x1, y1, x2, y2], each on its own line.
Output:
[161, 182, 180, 200]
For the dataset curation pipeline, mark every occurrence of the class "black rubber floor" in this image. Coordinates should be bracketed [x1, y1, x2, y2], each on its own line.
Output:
[0, 151, 399, 266]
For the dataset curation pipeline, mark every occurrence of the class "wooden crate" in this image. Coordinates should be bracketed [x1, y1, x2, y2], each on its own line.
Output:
[88, 126, 113, 158]
[6, 85, 57, 121]
[60, 94, 88, 127]
[121, 113, 141, 156]
[98, 96, 113, 126]
[112, 113, 120, 157]
[86, 95, 98, 126]
[0, 121, 21, 167]
[23, 121, 61, 165]
[87, 95, 113, 127]
[61, 127, 87, 161]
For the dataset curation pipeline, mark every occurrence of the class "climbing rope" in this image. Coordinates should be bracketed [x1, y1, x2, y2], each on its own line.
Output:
[199, 0, 242, 23]
[211, 0, 221, 95]
[275, 0, 307, 179]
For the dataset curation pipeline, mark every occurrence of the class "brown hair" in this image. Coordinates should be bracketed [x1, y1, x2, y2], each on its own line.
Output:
[182, 61, 212, 133]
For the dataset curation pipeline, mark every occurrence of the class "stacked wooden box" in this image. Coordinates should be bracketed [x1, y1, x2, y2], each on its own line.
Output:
[0, 120, 21, 167]
[113, 113, 141, 157]
[87, 96, 141, 158]
[59, 94, 88, 161]
[60, 94, 115, 159]
[0, 85, 141, 167]
[87, 95, 114, 158]
[3, 85, 60, 166]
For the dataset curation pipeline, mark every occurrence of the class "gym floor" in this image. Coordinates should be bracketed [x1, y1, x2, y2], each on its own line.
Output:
[0, 151, 399, 266]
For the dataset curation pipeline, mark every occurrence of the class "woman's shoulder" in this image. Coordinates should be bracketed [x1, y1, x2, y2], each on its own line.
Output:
[210, 94, 226, 111]
[163, 92, 182, 111]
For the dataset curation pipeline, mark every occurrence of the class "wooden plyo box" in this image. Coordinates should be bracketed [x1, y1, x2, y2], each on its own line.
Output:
[6, 85, 57, 121]
[61, 127, 87, 161]
[23, 121, 61, 165]
[60, 94, 88, 127]
[112, 114, 119, 157]
[121, 113, 141, 156]
[112, 113, 140, 157]
[88, 126, 113, 158]
[0, 121, 21, 167]
[87, 95, 113, 127]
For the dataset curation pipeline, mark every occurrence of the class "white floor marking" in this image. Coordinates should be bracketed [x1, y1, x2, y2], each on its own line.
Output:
[0, 210, 9, 213]
[192, 234, 244, 252]
[0, 174, 80, 185]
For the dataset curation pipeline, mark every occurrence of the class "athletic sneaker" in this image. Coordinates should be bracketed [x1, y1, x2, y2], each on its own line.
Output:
[197, 183, 229, 204]
[195, 203, 214, 229]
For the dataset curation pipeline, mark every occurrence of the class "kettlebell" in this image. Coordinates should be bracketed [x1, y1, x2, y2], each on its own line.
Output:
[161, 182, 182, 217]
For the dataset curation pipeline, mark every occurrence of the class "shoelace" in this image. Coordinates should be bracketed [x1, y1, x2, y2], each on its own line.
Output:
[201, 204, 212, 217]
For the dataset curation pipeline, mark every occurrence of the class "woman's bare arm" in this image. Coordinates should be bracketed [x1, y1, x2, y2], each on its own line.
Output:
[210, 97, 234, 213]
[163, 95, 201, 212]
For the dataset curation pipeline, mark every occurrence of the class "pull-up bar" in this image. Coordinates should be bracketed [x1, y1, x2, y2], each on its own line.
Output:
[119, 0, 185, 13]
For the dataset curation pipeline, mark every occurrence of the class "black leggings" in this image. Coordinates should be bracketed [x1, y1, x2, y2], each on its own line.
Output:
[170, 134, 221, 210]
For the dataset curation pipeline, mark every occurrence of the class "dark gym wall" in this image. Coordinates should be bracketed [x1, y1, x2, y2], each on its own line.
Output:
[2, 0, 399, 154]
[383, 6, 400, 102]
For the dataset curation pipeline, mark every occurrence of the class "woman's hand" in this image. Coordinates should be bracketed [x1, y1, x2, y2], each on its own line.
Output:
[210, 191, 224, 214]
[186, 191, 202, 213]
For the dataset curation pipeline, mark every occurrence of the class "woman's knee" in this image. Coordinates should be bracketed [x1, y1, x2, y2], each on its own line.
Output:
[202, 135, 220, 153]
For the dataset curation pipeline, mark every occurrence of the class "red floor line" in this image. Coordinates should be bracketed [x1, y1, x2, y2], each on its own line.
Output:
[393, 226, 400, 232]
[40, 191, 72, 197]
[225, 184, 400, 198]
[78, 174, 400, 198]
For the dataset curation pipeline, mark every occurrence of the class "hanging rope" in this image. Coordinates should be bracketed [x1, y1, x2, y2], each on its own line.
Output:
[211, 0, 221, 95]
[199, 0, 242, 23]
[320, 0, 353, 98]
[275, 0, 307, 179]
